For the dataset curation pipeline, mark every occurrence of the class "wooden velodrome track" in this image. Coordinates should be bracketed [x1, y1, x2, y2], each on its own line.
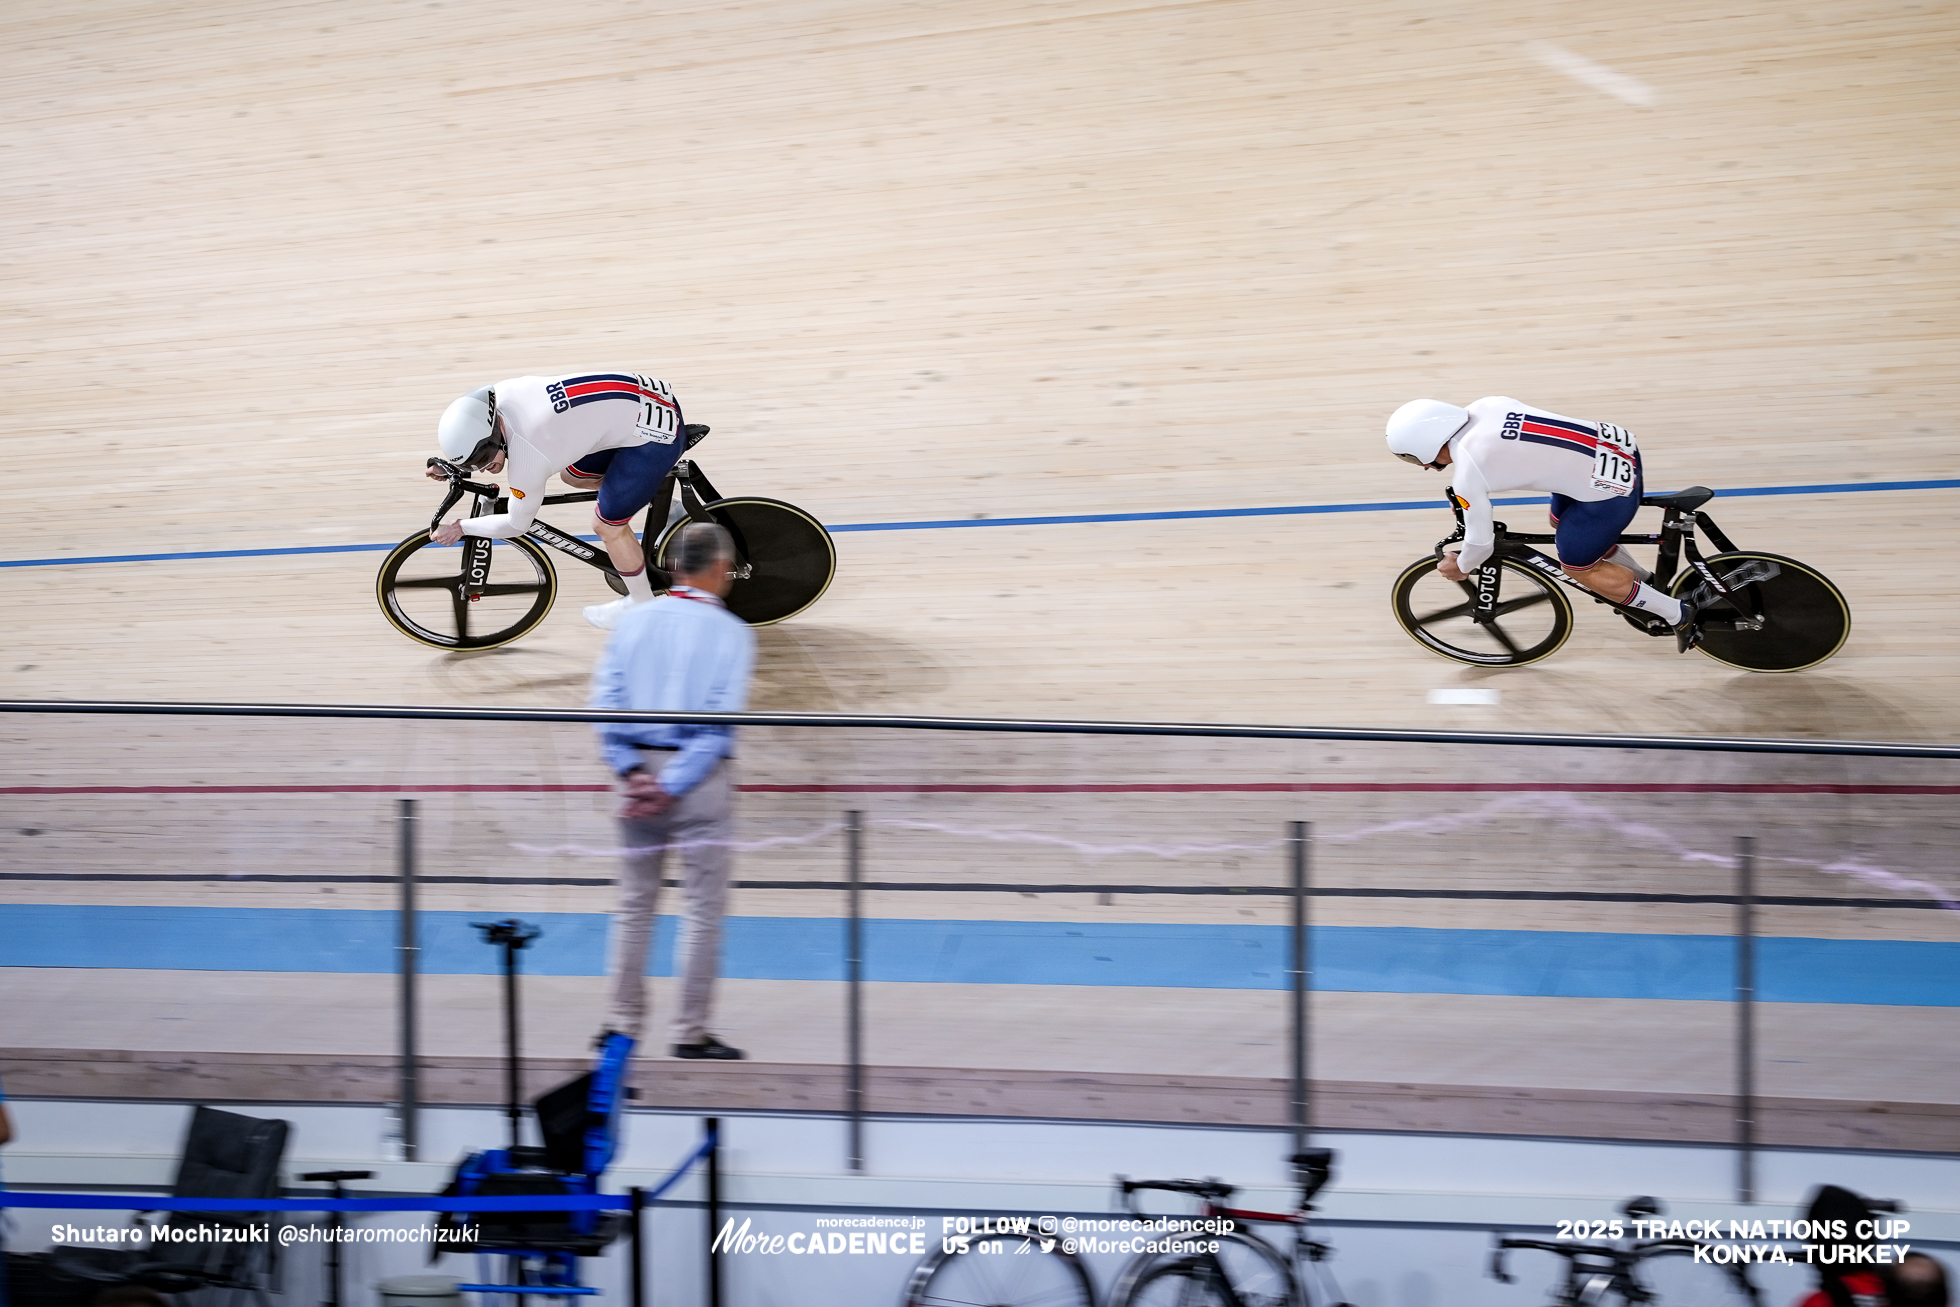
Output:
[3, 0, 1957, 1149]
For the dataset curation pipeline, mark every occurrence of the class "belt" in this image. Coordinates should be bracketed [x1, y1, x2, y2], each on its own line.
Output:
[633, 744, 679, 753]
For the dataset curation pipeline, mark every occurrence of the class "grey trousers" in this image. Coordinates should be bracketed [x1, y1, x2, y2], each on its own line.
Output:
[603, 760, 733, 1044]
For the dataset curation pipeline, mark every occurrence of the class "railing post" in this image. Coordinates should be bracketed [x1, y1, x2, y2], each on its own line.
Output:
[706, 1117, 722, 1307]
[627, 1185, 645, 1307]
[1289, 821, 1311, 1152]
[846, 811, 865, 1172]
[398, 797, 420, 1162]
[1735, 835, 1756, 1204]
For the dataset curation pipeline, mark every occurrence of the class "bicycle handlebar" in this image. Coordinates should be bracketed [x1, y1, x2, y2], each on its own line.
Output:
[426, 457, 499, 495]
[1491, 1234, 1763, 1307]
[1117, 1155, 1331, 1219]
[1116, 1176, 1237, 1213]
[424, 457, 505, 534]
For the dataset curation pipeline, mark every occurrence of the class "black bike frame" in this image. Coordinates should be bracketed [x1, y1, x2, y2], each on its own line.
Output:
[1436, 487, 1765, 633]
[1492, 1236, 1761, 1307]
[425, 457, 743, 593]
[1121, 1165, 1339, 1307]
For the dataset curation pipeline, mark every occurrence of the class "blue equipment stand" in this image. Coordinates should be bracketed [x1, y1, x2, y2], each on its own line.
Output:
[438, 920, 640, 1306]
[438, 1031, 638, 1305]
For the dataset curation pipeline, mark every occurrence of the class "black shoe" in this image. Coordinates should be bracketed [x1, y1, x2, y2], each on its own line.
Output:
[1673, 602, 1702, 653]
[672, 1035, 745, 1060]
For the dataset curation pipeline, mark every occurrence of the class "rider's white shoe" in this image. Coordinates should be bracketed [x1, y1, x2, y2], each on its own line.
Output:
[583, 596, 644, 630]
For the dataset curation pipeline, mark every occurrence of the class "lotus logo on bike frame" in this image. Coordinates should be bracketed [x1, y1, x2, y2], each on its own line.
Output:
[1474, 561, 1500, 621]
[464, 538, 491, 592]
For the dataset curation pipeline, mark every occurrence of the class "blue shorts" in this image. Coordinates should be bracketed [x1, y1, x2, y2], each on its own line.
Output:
[566, 440, 686, 527]
[1549, 462, 1643, 570]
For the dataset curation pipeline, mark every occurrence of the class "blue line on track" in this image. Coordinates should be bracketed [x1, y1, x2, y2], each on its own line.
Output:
[3, 905, 1954, 1005]
[1, 478, 1954, 571]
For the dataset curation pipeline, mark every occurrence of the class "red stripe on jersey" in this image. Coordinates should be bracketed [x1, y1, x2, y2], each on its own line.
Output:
[1519, 420, 1599, 449]
[563, 379, 679, 410]
[564, 380, 642, 399]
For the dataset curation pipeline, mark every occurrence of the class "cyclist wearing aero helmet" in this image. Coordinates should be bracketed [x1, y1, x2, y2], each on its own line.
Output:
[1386, 397, 1701, 651]
[430, 371, 693, 630]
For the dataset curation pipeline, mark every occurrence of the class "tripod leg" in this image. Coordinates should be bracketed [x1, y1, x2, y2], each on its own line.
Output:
[504, 940, 522, 1150]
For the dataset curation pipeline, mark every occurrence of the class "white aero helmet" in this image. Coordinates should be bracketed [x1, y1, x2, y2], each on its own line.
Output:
[437, 385, 502, 469]
[1386, 398, 1471, 467]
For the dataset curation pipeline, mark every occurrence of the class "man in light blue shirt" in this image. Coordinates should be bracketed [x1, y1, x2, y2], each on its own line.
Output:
[593, 522, 756, 1059]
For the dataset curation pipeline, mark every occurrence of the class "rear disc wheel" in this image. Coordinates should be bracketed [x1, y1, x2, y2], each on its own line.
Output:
[1670, 551, 1849, 672]
[656, 497, 835, 626]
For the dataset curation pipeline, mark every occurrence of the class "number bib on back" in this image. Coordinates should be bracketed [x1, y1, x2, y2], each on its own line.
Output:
[1591, 421, 1638, 497]
[634, 374, 680, 444]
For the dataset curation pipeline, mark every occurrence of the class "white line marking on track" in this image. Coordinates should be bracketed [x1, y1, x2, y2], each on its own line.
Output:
[1525, 41, 1657, 108]
[1428, 688, 1500, 705]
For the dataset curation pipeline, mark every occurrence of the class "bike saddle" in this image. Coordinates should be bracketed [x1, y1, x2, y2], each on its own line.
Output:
[682, 423, 710, 450]
[1292, 1148, 1335, 1202]
[1640, 486, 1714, 512]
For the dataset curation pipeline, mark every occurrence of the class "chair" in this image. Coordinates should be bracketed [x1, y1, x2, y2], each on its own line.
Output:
[49, 1106, 290, 1307]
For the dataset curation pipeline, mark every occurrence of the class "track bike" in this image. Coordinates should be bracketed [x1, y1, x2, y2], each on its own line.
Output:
[1489, 1196, 1762, 1307]
[376, 424, 836, 650]
[899, 1150, 1349, 1307]
[1390, 485, 1850, 671]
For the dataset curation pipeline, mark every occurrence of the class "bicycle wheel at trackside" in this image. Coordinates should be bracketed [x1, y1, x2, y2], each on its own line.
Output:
[900, 1233, 1095, 1307]
[655, 497, 836, 626]
[1391, 555, 1574, 667]
[375, 531, 557, 650]
[1669, 551, 1850, 672]
[1110, 1230, 1301, 1307]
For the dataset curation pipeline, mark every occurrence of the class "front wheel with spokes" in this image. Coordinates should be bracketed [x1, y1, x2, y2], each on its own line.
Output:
[1110, 1231, 1302, 1307]
[1391, 555, 1574, 667]
[1117, 1258, 1238, 1307]
[900, 1233, 1096, 1307]
[376, 531, 558, 650]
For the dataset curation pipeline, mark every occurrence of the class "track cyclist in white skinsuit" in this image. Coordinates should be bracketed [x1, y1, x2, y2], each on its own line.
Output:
[428, 372, 692, 630]
[1386, 397, 1702, 651]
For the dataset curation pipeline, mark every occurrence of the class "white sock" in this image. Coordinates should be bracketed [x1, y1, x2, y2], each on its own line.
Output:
[1606, 545, 1651, 580]
[1623, 581, 1683, 625]
[619, 566, 656, 602]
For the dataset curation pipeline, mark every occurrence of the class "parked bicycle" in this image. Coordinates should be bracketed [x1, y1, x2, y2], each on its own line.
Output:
[1490, 1197, 1762, 1306]
[900, 1149, 1349, 1307]
[1391, 485, 1850, 670]
[376, 424, 835, 649]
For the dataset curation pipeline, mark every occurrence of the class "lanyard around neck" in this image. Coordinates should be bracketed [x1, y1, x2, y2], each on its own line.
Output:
[668, 585, 725, 608]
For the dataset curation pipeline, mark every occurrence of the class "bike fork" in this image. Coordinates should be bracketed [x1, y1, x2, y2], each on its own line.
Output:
[1472, 560, 1501, 624]
[463, 535, 493, 600]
